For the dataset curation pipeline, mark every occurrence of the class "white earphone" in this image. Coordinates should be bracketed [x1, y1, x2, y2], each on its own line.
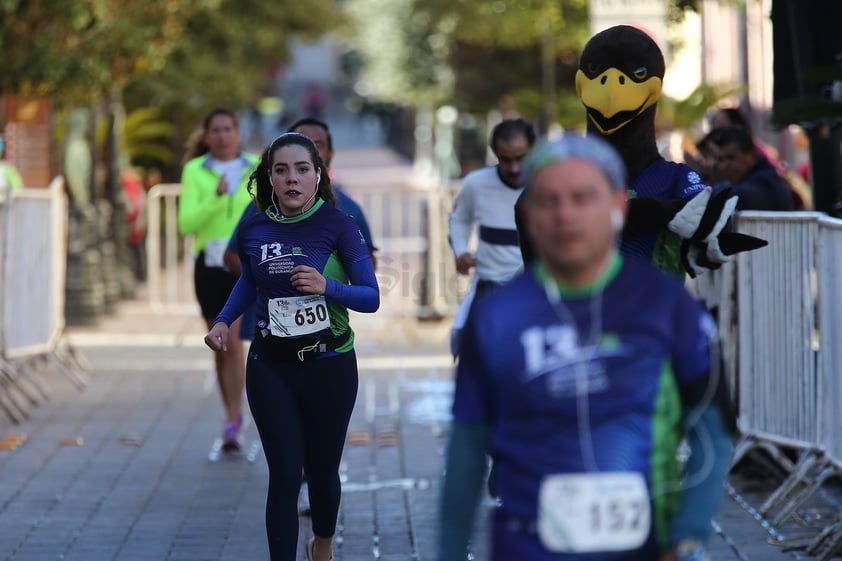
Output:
[610, 208, 624, 233]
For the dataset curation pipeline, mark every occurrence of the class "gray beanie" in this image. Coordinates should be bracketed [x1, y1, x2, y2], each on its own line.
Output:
[524, 134, 627, 191]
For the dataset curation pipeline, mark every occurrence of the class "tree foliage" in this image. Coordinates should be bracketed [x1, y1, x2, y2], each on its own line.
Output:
[343, 0, 453, 106]
[0, 0, 344, 174]
[123, 107, 177, 169]
[658, 82, 744, 130]
[344, 0, 589, 111]
[344, 0, 707, 120]
[0, 0, 217, 105]
[417, 0, 590, 52]
[0, 0, 344, 114]
[124, 0, 345, 114]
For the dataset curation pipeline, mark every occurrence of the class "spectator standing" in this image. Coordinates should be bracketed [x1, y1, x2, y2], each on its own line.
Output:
[709, 126, 795, 211]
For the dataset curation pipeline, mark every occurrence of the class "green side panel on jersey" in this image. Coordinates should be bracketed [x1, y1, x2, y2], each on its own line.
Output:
[322, 250, 355, 352]
[650, 362, 683, 550]
[652, 230, 685, 279]
[628, 188, 686, 279]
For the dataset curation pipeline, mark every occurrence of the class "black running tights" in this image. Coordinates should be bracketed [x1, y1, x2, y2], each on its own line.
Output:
[246, 342, 358, 561]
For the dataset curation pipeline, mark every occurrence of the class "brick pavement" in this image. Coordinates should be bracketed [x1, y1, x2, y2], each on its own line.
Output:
[0, 146, 815, 560]
[0, 297, 811, 561]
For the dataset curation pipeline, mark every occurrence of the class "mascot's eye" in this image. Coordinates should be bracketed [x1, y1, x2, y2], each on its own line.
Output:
[633, 66, 648, 80]
[586, 62, 599, 76]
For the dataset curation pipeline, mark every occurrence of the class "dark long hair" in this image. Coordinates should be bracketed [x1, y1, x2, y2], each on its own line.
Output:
[248, 132, 335, 212]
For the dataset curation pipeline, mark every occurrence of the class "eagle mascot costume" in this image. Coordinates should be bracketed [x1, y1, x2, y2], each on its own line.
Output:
[517, 24, 766, 276]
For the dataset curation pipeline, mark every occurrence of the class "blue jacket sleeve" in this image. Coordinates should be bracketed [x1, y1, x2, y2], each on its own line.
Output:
[354, 209, 377, 253]
[214, 259, 256, 326]
[437, 422, 490, 561]
[323, 257, 379, 312]
[669, 402, 733, 545]
[335, 189, 377, 253]
[227, 201, 258, 252]
[669, 358, 735, 546]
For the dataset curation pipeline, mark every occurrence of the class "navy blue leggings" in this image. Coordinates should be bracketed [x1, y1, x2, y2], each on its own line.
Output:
[246, 339, 358, 561]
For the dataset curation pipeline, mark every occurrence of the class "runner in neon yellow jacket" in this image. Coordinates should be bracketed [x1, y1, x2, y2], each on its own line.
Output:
[177, 108, 258, 453]
[178, 151, 258, 257]
[0, 161, 23, 192]
[0, 133, 23, 192]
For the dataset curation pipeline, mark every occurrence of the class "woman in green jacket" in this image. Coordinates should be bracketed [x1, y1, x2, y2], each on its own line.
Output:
[178, 108, 258, 452]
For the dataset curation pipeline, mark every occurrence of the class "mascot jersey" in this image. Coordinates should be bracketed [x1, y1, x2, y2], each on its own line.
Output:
[215, 198, 377, 353]
[453, 256, 718, 560]
[624, 160, 705, 276]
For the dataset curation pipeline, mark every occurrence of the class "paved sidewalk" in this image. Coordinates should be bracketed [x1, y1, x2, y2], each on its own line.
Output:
[0, 146, 812, 560]
[0, 293, 806, 561]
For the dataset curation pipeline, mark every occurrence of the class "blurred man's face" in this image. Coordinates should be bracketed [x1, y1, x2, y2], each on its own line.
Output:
[293, 124, 333, 168]
[493, 135, 530, 188]
[525, 158, 625, 280]
[714, 143, 755, 185]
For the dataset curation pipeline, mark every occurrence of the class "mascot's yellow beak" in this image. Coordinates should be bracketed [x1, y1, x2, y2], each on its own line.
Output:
[575, 68, 662, 135]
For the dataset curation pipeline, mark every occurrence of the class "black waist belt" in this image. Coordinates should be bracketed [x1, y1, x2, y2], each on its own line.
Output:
[257, 329, 351, 363]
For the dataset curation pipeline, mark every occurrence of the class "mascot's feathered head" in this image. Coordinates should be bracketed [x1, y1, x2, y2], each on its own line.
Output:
[575, 25, 665, 135]
[575, 25, 666, 181]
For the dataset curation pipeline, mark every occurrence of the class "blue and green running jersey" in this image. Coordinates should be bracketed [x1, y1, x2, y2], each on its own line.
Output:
[215, 198, 378, 353]
[622, 159, 706, 277]
[452, 255, 715, 560]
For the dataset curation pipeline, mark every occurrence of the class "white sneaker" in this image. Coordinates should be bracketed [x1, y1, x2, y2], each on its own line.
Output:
[298, 481, 311, 516]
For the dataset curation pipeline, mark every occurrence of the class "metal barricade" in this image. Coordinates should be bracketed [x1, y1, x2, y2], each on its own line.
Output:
[728, 212, 838, 535]
[145, 181, 467, 319]
[349, 183, 467, 317]
[734, 212, 821, 449]
[817, 216, 842, 464]
[145, 183, 197, 314]
[2, 181, 70, 357]
[0, 178, 88, 423]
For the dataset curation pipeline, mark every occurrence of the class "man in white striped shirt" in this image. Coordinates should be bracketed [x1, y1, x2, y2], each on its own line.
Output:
[449, 118, 537, 297]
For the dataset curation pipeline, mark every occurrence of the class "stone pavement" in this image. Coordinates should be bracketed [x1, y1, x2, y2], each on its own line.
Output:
[0, 291, 808, 561]
[0, 145, 813, 560]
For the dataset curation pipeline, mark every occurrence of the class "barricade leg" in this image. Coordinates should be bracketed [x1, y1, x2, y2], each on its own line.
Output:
[0, 394, 25, 424]
[16, 358, 50, 402]
[731, 435, 797, 478]
[0, 358, 42, 407]
[758, 449, 825, 522]
[806, 516, 842, 560]
[0, 363, 30, 424]
[770, 463, 837, 527]
[48, 336, 90, 390]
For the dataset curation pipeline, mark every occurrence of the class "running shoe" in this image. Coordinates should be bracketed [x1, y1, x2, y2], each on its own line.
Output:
[298, 480, 311, 516]
[221, 415, 243, 453]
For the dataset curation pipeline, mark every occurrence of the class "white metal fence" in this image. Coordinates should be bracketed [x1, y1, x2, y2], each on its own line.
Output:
[2, 180, 69, 357]
[816, 218, 842, 465]
[0, 178, 88, 424]
[145, 183, 197, 314]
[145, 183, 467, 318]
[726, 211, 842, 554]
[735, 213, 820, 449]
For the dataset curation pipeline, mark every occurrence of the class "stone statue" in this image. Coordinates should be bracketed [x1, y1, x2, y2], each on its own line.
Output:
[64, 109, 92, 206]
